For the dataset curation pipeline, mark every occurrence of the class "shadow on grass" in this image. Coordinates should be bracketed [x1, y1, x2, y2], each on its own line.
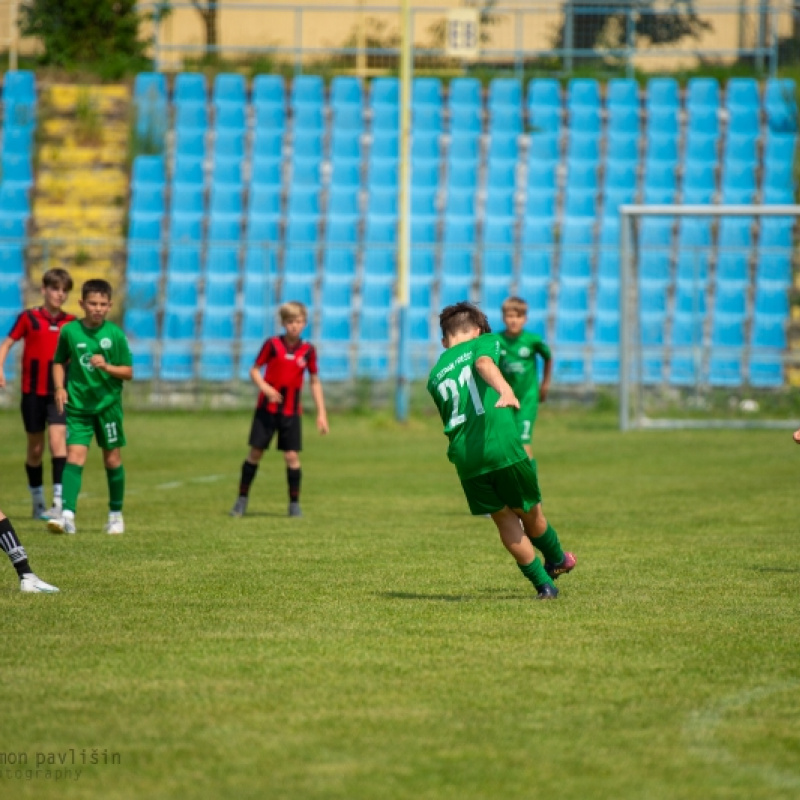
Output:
[379, 590, 523, 602]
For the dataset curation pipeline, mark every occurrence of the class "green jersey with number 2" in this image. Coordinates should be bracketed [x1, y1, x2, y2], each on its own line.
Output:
[427, 333, 527, 480]
[54, 320, 132, 413]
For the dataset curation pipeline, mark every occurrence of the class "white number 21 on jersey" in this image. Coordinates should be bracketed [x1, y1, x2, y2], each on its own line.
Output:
[438, 365, 485, 428]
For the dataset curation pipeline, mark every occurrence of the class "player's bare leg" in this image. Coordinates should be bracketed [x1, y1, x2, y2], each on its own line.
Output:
[285, 450, 302, 517]
[491, 506, 557, 599]
[230, 448, 264, 517]
[517, 503, 576, 580]
[47, 443, 88, 535]
[25, 431, 47, 518]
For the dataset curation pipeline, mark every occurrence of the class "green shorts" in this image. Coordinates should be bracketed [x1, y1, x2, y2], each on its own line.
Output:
[460, 459, 542, 516]
[66, 404, 126, 450]
[515, 395, 539, 443]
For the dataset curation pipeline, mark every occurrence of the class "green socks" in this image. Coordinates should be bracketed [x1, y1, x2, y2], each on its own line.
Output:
[106, 465, 125, 512]
[61, 463, 83, 513]
[529, 523, 565, 566]
[518, 557, 555, 589]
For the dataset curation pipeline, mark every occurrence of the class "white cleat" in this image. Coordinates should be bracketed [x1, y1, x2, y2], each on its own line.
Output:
[40, 504, 62, 521]
[20, 573, 60, 593]
[47, 510, 76, 535]
[104, 512, 125, 535]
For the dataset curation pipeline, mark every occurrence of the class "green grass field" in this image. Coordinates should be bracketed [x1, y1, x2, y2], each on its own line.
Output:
[1, 407, 799, 800]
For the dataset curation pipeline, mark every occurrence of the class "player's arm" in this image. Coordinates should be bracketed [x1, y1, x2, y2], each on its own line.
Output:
[539, 351, 553, 403]
[90, 358, 133, 381]
[248, 366, 282, 403]
[309, 374, 329, 434]
[476, 356, 519, 409]
[53, 363, 68, 413]
[0, 336, 15, 388]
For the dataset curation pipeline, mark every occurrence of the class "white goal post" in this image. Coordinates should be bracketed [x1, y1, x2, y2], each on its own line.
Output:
[618, 204, 800, 431]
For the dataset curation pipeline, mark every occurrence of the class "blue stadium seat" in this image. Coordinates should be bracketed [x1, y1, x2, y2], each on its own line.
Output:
[713, 286, 745, 322]
[0, 243, 23, 276]
[687, 107, 719, 138]
[721, 162, 756, 201]
[708, 354, 742, 387]
[175, 102, 208, 132]
[687, 77, 720, 110]
[319, 309, 352, 342]
[160, 343, 195, 382]
[293, 104, 324, 133]
[254, 102, 285, 131]
[527, 78, 560, 111]
[169, 213, 203, 242]
[675, 249, 710, 286]
[725, 78, 759, 112]
[450, 78, 480, 107]
[126, 270, 159, 309]
[414, 106, 443, 133]
[285, 213, 319, 243]
[172, 185, 204, 215]
[199, 342, 236, 382]
[646, 77, 678, 111]
[131, 185, 165, 215]
[639, 250, 671, 288]
[529, 132, 560, 163]
[132, 155, 166, 188]
[214, 130, 245, 160]
[200, 307, 236, 340]
[765, 78, 797, 133]
[283, 245, 317, 278]
[331, 75, 362, 109]
[754, 285, 789, 317]
[489, 105, 522, 135]
[206, 244, 239, 277]
[173, 154, 205, 185]
[643, 163, 677, 204]
[756, 252, 791, 288]
[210, 185, 243, 216]
[646, 107, 679, 137]
[449, 103, 482, 134]
[645, 132, 678, 166]
[526, 160, 557, 191]
[321, 276, 354, 310]
[605, 160, 637, 192]
[566, 161, 598, 191]
[163, 304, 197, 339]
[0, 154, 32, 188]
[291, 75, 324, 107]
[175, 73, 207, 104]
[749, 355, 783, 387]
[251, 156, 282, 188]
[568, 78, 600, 109]
[607, 132, 639, 163]
[213, 73, 246, 106]
[241, 307, 273, 342]
[524, 188, 556, 219]
[485, 188, 514, 219]
[718, 216, 753, 249]
[129, 213, 162, 241]
[280, 277, 315, 307]
[728, 110, 759, 137]
[253, 74, 285, 106]
[130, 340, 155, 380]
[2, 126, 32, 156]
[566, 132, 600, 164]
[440, 247, 474, 280]
[563, 188, 596, 218]
[215, 103, 246, 131]
[723, 133, 758, 165]
[570, 106, 601, 135]
[711, 314, 745, 348]
[608, 107, 639, 135]
[246, 210, 280, 244]
[211, 158, 243, 188]
[3, 70, 35, 109]
[751, 316, 786, 349]
[205, 274, 238, 309]
[489, 78, 521, 110]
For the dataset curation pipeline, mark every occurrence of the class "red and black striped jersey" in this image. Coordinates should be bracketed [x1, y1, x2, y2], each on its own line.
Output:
[7, 307, 76, 396]
[253, 335, 318, 416]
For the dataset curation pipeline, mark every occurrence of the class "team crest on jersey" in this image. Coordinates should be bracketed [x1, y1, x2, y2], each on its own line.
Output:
[297, 356, 307, 368]
[100, 337, 112, 349]
[519, 346, 531, 358]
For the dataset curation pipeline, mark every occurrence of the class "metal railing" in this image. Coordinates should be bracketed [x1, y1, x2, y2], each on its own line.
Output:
[136, 1, 790, 78]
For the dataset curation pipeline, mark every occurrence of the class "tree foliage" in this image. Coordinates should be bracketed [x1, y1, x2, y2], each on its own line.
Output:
[20, 0, 150, 74]
[553, 0, 711, 52]
[190, 1, 219, 48]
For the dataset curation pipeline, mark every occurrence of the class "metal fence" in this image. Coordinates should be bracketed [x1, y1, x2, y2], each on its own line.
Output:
[137, 1, 794, 77]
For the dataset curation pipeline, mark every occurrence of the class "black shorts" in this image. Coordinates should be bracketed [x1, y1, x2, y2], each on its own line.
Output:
[20, 393, 66, 434]
[248, 408, 302, 452]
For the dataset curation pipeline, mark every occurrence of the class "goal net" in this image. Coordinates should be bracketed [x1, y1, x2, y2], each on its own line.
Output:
[618, 204, 800, 430]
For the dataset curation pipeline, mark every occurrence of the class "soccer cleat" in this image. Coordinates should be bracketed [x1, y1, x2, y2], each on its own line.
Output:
[20, 573, 60, 593]
[535, 583, 559, 600]
[32, 500, 47, 519]
[104, 512, 124, 535]
[545, 552, 577, 581]
[47, 511, 76, 535]
[288, 501, 302, 517]
[40, 504, 62, 521]
[229, 497, 248, 517]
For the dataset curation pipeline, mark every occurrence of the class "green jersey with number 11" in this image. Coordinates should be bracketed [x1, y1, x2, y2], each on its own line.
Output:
[427, 333, 527, 480]
[53, 320, 132, 413]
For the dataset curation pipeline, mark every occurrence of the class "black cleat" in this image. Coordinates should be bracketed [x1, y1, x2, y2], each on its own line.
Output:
[535, 583, 559, 600]
[545, 552, 577, 581]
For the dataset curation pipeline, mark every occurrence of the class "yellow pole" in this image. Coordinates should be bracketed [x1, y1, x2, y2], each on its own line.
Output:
[395, 0, 412, 421]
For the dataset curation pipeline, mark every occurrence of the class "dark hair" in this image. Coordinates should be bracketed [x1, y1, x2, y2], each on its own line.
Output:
[81, 279, 113, 301]
[42, 268, 73, 292]
[439, 302, 491, 338]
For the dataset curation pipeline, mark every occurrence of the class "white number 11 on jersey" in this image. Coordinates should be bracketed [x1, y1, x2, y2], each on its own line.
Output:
[438, 365, 486, 428]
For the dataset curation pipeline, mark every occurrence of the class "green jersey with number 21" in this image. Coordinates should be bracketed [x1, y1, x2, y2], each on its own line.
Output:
[427, 333, 527, 480]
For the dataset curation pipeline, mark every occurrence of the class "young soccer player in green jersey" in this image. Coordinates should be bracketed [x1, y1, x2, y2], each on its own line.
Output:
[47, 279, 133, 536]
[427, 302, 575, 600]
[498, 296, 552, 461]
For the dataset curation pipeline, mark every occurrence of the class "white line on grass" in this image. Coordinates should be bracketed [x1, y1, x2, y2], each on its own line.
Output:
[684, 681, 800, 789]
[155, 475, 226, 491]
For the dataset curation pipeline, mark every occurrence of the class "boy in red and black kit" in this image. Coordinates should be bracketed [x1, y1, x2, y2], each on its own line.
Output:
[230, 301, 329, 518]
[0, 269, 75, 519]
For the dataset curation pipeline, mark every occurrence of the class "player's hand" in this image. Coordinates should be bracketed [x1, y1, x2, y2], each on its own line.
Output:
[0, 368, 5, 388]
[90, 354, 107, 370]
[495, 389, 520, 409]
[317, 414, 329, 435]
[263, 386, 282, 404]
[54, 387, 68, 414]
[793, 429, 800, 444]
[539, 383, 550, 403]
